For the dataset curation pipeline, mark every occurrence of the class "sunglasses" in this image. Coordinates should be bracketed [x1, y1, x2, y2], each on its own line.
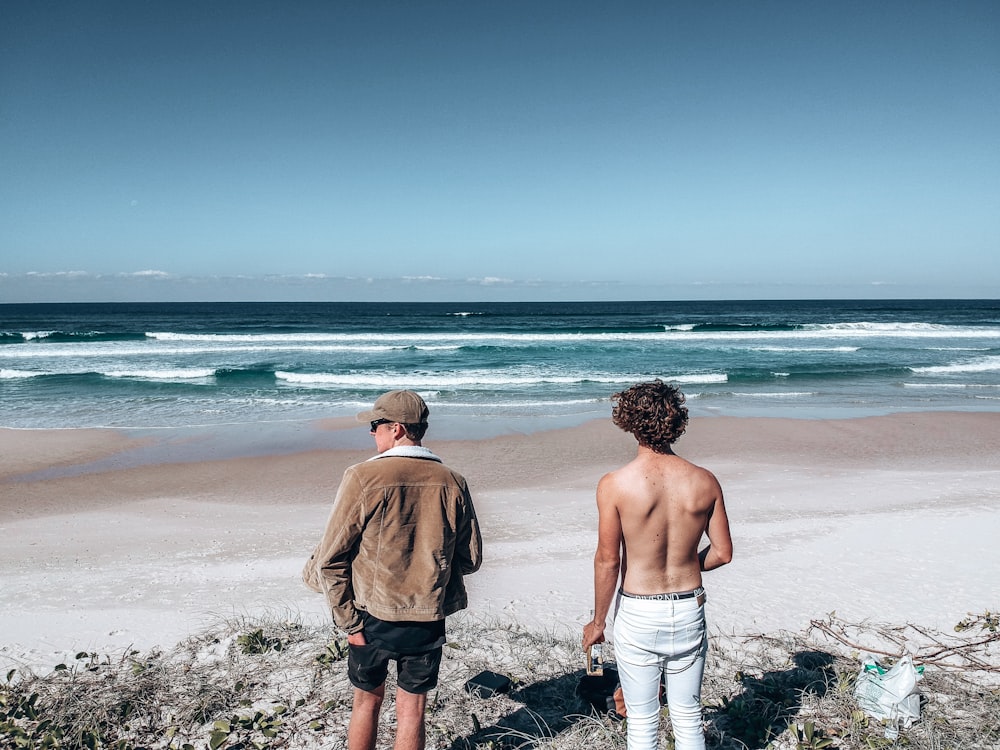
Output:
[370, 419, 393, 433]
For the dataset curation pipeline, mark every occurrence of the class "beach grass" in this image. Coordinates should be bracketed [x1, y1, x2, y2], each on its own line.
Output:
[3, 614, 998, 750]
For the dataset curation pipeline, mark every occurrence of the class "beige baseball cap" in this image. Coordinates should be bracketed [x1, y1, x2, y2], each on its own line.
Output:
[356, 390, 429, 425]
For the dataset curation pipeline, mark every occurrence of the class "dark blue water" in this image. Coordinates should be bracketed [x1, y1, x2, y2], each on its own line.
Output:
[2, 300, 999, 430]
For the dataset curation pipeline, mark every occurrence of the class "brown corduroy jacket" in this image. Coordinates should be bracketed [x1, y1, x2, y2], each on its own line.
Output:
[303, 447, 482, 634]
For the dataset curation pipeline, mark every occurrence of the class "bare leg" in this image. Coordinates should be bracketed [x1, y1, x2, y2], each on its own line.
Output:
[348, 684, 386, 750]
[393, 688, 428, 750]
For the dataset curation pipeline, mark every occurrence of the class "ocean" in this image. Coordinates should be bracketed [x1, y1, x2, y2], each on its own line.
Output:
[2, 300, 999, 441]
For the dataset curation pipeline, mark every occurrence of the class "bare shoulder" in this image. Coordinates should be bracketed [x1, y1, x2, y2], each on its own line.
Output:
[599, 454, 649, 485]
[596, 466, 624, 495]
[686, 458, 721, 483]
[682, 459, 724, 497]
[661, 448, 714, 476]
[596, 462, 638, 506]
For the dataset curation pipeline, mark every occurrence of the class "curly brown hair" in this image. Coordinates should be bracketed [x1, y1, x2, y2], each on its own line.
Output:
[611, 379, 689, 452]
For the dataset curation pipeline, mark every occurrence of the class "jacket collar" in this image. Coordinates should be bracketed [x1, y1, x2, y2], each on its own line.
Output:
[369, 446, 443, 463]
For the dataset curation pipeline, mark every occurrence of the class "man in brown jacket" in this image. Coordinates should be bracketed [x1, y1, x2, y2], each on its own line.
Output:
[304, 390, 482, 750]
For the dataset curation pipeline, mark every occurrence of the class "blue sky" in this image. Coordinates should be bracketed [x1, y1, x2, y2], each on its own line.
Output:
[1, 1, 998, 302]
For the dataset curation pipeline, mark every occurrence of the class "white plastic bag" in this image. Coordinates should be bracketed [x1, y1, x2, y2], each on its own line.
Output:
[853, 654, 923, 729]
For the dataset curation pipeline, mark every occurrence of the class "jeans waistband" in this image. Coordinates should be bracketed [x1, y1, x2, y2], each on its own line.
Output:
[619, 586, 705, 601]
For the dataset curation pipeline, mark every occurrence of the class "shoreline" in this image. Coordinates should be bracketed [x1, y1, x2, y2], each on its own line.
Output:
[7, 408, 1000, 485]
[2, 412, 999, 671]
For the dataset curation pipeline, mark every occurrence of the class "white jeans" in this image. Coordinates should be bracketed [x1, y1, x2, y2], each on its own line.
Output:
[613, 590, 708, 750]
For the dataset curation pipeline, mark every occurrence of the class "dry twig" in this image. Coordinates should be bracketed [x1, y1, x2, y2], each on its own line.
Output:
[809, 614, 1000, 674]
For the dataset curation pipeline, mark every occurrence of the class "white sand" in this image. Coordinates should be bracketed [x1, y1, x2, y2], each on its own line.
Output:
[2, 414, 998, 671]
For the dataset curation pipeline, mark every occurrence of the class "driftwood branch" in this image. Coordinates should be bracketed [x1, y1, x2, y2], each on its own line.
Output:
[807, 615, 1000, 674]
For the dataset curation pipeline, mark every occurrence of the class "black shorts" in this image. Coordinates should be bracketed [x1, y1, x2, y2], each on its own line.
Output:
[348, 643, 443, 694]
[348, 612, 446, 694]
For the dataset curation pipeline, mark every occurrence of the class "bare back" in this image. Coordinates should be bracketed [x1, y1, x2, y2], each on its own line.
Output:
[598, 445, 731, 594]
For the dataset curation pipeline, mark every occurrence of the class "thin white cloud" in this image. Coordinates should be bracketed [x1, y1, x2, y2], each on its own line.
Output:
[25, 270, 92, 278]
[119, 270, 171, 278]
[402, 275, 446, 283]
[3, 270, 982, 304]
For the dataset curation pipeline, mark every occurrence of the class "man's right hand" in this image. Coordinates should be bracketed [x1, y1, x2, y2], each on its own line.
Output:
[347, 630, 367, 646]
[582, 620, 605, 651]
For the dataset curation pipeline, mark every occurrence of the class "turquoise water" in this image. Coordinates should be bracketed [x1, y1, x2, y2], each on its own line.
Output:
[2, 300, 999, 433]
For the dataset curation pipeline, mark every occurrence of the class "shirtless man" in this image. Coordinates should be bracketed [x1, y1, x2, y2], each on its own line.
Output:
[582, 380, 733, 750]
